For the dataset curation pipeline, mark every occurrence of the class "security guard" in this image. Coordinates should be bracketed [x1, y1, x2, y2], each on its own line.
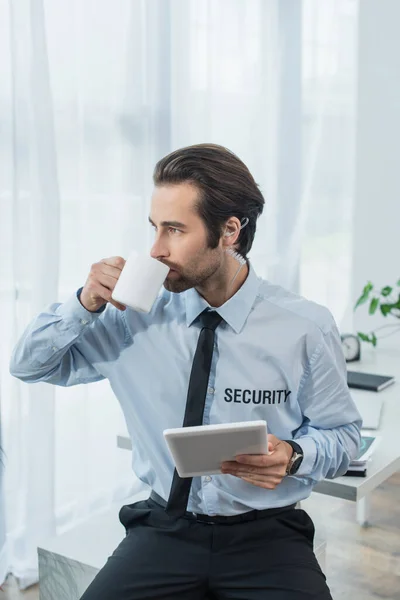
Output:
[10, 144, 362, 599]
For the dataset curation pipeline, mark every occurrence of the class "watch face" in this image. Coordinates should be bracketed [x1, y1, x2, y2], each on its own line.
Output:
[340, 334, 360, 362]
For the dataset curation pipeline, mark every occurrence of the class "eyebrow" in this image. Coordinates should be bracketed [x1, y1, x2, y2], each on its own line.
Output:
[148, 217, 187, 229]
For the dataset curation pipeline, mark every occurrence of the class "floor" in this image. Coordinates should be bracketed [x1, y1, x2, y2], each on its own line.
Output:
[304, 472, 400, 599]
[0, 580, 39, 600]
[1, 472, 399, 600]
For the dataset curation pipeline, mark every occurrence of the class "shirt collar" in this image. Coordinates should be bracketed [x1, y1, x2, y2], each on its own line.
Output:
[184, 262, 261, 334]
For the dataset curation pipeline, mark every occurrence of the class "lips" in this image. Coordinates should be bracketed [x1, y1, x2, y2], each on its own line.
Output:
[167, 268, 179, 277]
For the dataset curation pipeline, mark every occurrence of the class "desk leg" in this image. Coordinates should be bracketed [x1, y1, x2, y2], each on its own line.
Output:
[356, 496, 370, 527]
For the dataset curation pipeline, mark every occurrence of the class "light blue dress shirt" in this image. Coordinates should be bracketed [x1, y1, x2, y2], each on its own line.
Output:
[10, 264, 362, 515]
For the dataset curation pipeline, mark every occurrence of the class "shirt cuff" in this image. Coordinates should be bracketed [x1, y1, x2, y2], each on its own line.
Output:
[56, 289, 105, 330]
[293, 436, 317, 477]
[76, 287, 107, 313]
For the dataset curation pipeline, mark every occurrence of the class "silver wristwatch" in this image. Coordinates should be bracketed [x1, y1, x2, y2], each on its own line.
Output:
[284, 440, 304, 476]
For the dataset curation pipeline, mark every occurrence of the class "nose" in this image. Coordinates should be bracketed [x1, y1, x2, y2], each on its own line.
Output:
[150, 235, 170, 261]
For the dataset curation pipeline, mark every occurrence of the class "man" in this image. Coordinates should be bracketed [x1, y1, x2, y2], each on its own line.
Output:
[10, 144, 361, 599]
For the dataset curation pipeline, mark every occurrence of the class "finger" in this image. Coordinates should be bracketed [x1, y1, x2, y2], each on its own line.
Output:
[221, 460, 241, 470]
[240, 476, 278, 489]
[223, 466, 284, 477]
[222, 458, 283, 472]
[100, 256, 126, 271]
[109, 299, 126, 311]
[97, 273, 121, 292]
[90, 283, 126, 311]
[240, 472, 284, 486]
[234, 454, 271, 467]
[97, 263, 123, 281]
[236, 452, 287, 468]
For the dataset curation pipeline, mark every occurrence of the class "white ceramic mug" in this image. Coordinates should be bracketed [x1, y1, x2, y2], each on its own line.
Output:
[111, 251, 169, 312]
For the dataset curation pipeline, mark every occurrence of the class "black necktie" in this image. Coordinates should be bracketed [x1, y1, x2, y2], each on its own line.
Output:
[166, 310, 223, 517]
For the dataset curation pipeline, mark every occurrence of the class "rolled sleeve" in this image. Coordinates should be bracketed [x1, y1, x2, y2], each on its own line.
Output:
[294, 319, 362, 483]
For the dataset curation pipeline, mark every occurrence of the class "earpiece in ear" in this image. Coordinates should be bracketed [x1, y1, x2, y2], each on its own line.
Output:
[224, 217, 249, 238]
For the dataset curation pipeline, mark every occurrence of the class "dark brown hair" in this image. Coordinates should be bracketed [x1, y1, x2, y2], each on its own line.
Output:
[153, 143, 265, 258]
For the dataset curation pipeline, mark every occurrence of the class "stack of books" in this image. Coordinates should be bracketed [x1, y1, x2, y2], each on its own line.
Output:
[344, 435, 380, 477]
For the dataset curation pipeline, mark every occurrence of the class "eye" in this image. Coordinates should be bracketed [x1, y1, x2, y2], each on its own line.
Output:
[168, 227, 181, 235]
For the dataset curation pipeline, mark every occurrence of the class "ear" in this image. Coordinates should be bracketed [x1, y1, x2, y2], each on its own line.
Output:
[222, 217, 241, 247]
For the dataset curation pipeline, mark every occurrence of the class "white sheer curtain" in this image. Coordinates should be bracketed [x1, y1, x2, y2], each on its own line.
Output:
[0, 0, 358, 587]
[0, 401, 5, 583]
[300, 0, 358, 328]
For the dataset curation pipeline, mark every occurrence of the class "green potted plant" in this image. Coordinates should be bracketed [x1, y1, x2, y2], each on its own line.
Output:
[354, 279, 400, 346]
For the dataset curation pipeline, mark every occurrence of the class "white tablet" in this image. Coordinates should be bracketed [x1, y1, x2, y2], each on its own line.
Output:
[163, 420, 268, 478]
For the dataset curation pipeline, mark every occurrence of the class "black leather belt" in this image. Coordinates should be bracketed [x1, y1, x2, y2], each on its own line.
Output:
[150, 491, 295, 525]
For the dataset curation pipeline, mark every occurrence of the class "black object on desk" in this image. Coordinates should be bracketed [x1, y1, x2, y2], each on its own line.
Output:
[344, 469, 367, 478]
[347, 370, 395, 392]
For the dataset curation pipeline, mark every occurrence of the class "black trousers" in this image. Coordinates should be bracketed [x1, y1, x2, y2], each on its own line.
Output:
[80, 496, 332, 600]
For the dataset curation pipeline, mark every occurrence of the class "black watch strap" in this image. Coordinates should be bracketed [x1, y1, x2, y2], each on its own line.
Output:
[285, 440, 303, 456]
[284, 440, 304, 476]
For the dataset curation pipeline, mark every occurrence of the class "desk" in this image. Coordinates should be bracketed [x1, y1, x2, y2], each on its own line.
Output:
[38, 492, 150, 599]
[313, 347, 400, 525]
[117, 348, 400, 527]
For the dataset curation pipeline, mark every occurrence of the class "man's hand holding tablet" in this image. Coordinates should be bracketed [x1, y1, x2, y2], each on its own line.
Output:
[221, 434, 294, 489]
[164, 420, 294, 489]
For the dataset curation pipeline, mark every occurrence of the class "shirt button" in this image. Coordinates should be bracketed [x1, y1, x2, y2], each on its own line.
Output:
[204, 476, 212, 483]
[207, 387, 215, 395]
[52, 347, 57, 352]
[80, 319, 88, 325]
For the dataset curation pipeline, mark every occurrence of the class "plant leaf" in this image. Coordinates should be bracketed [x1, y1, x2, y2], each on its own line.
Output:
[354, 282, 374, 310]
[380, 294, 400, 314]
[397, 279, 400, 286]
[357, 332, 370, 342]
[380, 303, 392, 317]
[381, 286, 393, 297]
[369, 297, 379, 315]
[357, 331, 377, 346]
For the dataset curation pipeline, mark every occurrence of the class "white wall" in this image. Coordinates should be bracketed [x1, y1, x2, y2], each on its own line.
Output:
[352, 0, 400, 348]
